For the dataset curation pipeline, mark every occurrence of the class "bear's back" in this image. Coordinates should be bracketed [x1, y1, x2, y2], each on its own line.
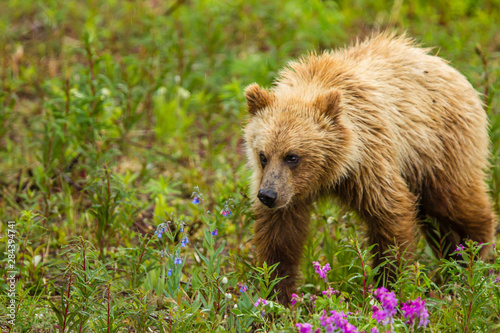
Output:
[275, 34, 489, 191]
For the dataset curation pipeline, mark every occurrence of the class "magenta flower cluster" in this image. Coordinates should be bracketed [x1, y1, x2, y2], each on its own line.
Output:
[372, 287, 398, 325]
[313, 261, 331, 282]
[293, 286, 430, 332]
[291, 293, 302, 306]
[320, 310, 358, 333]
[401, 297, 429, 328]
[295, 323, 314, 333]
[322, 287, 339, 298]
[293, 287, 430, 332]
[454, 244, 465, 254]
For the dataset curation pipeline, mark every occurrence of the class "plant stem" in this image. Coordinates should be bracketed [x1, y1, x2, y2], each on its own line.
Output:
[62, 270, 73, 333]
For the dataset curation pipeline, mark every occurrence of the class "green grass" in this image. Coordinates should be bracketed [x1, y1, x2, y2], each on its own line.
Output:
[0, 0, 499, 332]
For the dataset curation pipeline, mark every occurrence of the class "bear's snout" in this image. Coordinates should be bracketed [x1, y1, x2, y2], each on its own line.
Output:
[258, 188, 277, 208]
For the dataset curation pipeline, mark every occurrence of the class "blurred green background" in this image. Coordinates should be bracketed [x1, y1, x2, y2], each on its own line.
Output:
[0, 0, 499, 331]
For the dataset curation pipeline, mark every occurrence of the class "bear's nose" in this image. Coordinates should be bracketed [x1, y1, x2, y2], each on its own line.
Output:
[258, 189, 277, 208]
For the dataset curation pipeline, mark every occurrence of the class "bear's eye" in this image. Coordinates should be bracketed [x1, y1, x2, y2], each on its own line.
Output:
[259, 152, 267, 167]
[284, 154, 300, 166]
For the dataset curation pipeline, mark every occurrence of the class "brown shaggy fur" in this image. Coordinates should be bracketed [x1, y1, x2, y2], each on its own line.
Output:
[243, 33, 497, 305]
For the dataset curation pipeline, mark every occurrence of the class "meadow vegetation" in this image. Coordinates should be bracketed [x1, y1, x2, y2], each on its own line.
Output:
[0, 0, 499, 331]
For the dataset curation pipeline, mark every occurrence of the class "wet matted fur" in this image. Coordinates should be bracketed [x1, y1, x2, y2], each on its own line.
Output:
[243, 33, 497, 304]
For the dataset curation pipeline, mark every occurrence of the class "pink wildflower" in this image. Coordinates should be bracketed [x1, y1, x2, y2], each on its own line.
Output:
[402, 297, 429, 328]
[295, 323, 313, 333]
[312, 261, 331, 282]
[372, 287, 398, 325]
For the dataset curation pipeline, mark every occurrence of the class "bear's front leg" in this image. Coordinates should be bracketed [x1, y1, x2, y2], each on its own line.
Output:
[353, 170, 419, 285]
[253, 202, 311, 304]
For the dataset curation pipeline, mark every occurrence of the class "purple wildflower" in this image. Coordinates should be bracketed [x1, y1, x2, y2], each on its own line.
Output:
[254, 297, 268, 307]
[320, 310, 358, 333]
[212, 229, 218, 236]
[291, 293, 302, 306]
[455, 244, 465, 254]
[402, 297, 429, 328]
[372, 287, 398, 325]
[312, 261, 331, 282]
[295, 323, 313, 333]
[372, 305, 386, 324]
[370, 328, 379, 333]
[167, 269, 172, 276]
[322, 287, 339, 298]
[174, 257, 182, 265]
[310, 295, 318, 308]
[192, 196, 200, 204]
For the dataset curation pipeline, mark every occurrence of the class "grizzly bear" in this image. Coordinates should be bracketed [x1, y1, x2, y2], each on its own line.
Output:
[243, 33, 497, 304]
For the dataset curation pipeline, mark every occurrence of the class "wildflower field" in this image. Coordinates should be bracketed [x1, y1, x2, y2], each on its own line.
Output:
[1, 0, 500, 332]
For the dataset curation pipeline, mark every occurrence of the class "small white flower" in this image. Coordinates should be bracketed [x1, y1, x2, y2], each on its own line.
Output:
[177, 87, 191, 99]
[156, 86, 167, 96]
[225, 293, 232, 300]
[221, 277, 228, 284]
[100, 87, 111, 97]
[70, 88, 84, 99]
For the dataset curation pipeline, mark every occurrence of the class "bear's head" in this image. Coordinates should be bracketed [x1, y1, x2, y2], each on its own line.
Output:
[244, 83, 356, 210]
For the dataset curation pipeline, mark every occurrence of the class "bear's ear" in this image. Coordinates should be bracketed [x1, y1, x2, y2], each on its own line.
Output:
[245, 83, 274, 116]
[314, 89, 342, 121]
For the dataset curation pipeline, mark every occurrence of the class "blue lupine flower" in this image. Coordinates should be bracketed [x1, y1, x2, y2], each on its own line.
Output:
[180, 235, 189, 247]
[237, 282, 248, 293]
[220, 209, 232, 217]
